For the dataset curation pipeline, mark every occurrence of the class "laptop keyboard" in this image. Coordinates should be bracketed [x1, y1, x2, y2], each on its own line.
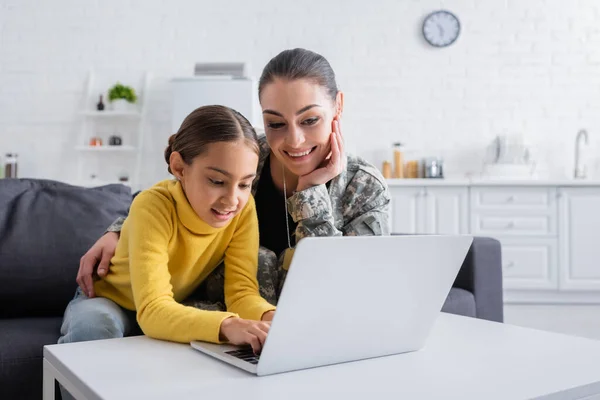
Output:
[225, 346, 260, 365]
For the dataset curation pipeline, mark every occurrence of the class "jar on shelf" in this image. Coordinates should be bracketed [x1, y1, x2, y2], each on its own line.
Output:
[89, 137, 103, 146]
[393, 143, 404, 179]
[382, 161, 392, 179]
[4, 153, 18, 178]
[109, 135, 123, 146]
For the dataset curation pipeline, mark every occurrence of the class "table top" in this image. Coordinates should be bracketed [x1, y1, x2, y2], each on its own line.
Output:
[44, 313, 600, 400]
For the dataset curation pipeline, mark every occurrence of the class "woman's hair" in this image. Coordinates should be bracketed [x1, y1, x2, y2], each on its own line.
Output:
[164, 105, 259, 174]
[258, 48, 338, 102]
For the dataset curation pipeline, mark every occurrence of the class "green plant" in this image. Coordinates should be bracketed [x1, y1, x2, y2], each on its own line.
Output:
[107, 83, 137, 103]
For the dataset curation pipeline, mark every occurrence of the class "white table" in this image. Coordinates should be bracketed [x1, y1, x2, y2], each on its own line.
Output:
[44, 313, 600, 400]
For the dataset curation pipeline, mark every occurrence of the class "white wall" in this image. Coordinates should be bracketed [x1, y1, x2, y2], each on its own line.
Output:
[2, 0, 600, 188]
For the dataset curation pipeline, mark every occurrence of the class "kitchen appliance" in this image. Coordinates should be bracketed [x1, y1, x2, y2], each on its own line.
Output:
[171, 76, 257, 134]
[424, 157, 444, 178]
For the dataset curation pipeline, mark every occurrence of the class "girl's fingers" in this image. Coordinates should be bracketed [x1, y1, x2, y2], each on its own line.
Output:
[248, 335, 261, 354]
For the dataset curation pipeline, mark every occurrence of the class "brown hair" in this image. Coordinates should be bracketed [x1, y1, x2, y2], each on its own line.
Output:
[258, 48, 338, 102]
[164, 105, 259, 174]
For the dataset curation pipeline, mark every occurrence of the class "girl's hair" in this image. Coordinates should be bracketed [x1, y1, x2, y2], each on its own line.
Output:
[258, 48, 338, 102]
[164, 105, 259, 174]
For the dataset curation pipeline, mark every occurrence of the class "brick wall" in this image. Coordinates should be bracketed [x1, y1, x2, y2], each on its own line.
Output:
[1, 0, 599, 187]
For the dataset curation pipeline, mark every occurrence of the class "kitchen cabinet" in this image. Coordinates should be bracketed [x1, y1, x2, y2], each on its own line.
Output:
[389, 186, 423, 234]
[387, 180, 600, 304]
[558, 188, 600, 291]
[389, 186, 468, 235]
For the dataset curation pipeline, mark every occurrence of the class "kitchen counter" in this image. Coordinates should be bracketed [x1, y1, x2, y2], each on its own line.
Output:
[386, 178, 600, 186]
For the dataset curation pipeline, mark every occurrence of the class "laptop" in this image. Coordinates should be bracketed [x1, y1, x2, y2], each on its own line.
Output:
[190, 234, 473, 376]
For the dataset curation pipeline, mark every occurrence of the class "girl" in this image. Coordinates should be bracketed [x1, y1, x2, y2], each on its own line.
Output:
[78, 48, 391, 305]
[59, 105, 275, 354]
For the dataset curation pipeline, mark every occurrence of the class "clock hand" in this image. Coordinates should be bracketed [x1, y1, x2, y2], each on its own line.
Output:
[437, 24, 444, 36]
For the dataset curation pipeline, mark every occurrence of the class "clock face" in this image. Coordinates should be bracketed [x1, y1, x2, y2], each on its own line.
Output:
[422, 10, 460, 47]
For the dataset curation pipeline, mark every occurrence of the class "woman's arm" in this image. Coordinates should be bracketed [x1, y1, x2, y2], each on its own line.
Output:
[77, 216, 127, 297]
[127, 191, 238, 344]
[276, 167, 390, 288]
[224, 197, 276, 320]
[287, 167, 391, 241]
[106, 217, 126, 233]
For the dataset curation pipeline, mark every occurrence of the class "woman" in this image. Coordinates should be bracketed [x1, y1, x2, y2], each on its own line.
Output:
[77, 48, 391, 305]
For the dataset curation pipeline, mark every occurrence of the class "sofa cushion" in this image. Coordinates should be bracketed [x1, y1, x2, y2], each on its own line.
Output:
[0, 317, 63, 400]
[442, 288, 476, 318]
[0, 179, 131, 317]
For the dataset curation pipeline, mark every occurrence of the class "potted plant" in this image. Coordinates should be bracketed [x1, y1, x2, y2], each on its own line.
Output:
[107, 83, 137, 112]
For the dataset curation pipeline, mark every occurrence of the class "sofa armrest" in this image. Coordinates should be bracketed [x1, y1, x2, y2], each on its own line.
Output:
[453, 236, 504, 322]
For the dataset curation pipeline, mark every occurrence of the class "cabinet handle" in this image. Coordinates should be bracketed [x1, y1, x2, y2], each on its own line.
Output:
[504, 261, 515, 269]
[506, 222, 515, 229]
[506, 196, 515, 203]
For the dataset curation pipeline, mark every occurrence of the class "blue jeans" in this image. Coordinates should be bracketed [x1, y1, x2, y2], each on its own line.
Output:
[58, 287, 141, 345]
[57, 288, 141, 399]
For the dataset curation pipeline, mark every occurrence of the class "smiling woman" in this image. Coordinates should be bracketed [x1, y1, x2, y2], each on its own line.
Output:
[76, 48, 391, 315]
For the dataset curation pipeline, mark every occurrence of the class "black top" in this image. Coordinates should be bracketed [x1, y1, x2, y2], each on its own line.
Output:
[254, 155, 297, 256]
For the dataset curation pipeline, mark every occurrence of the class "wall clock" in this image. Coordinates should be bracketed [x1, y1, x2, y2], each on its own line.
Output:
[423, 10, 461, 48]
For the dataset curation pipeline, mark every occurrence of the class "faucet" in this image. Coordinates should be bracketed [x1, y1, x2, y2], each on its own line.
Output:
[574, 129, 589, 179]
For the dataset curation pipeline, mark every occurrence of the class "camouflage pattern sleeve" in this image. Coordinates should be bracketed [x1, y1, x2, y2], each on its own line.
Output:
[338, 169, 391, 237]
[286, 184, 342, 240]
[106, 217, 126, 233]
[286, 167, 391, 242]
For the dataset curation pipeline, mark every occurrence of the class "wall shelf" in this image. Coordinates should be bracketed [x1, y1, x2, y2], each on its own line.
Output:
[80, 110, 141, 118]
[74, 69, 150, 191]
[75, 145, 137, 152]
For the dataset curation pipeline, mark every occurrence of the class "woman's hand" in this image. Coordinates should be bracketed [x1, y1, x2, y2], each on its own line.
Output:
[219, 317, 271, 354]
[77, 232, 119, 297]
[295, 117, 346, 192]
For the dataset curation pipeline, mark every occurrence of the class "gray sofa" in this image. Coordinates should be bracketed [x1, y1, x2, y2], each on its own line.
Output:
[0, 178, 503, 400]
[0, 179, 132, 400]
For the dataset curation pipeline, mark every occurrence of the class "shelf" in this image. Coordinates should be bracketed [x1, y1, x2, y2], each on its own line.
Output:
[75, 145, 137, 152]
[80, 110, 141, 118]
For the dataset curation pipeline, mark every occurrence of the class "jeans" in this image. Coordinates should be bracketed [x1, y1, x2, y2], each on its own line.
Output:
[58, 287, 141, 345]
[57, 288, 141, 399]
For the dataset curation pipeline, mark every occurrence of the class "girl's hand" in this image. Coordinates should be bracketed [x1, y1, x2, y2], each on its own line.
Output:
[295, 117, 346, 192]
[219, 317, 271, 354]
[261, 311, 275, 322]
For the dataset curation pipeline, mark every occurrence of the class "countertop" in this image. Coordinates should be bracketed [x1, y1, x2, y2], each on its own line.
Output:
[386, 178, 600, 187]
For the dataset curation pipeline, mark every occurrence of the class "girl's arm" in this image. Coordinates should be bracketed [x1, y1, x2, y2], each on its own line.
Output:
[224, 196, 277, 319]
[128, 191, 238, 344]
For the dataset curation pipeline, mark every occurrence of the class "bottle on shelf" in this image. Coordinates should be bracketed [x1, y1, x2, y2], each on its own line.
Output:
[97, 95, 105, 111]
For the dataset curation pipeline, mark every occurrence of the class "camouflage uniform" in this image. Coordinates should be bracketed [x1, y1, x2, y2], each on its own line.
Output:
[107, 136, 391, 310]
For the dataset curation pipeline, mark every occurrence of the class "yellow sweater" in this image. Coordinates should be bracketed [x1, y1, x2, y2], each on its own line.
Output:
[94, 179, 275, 344]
